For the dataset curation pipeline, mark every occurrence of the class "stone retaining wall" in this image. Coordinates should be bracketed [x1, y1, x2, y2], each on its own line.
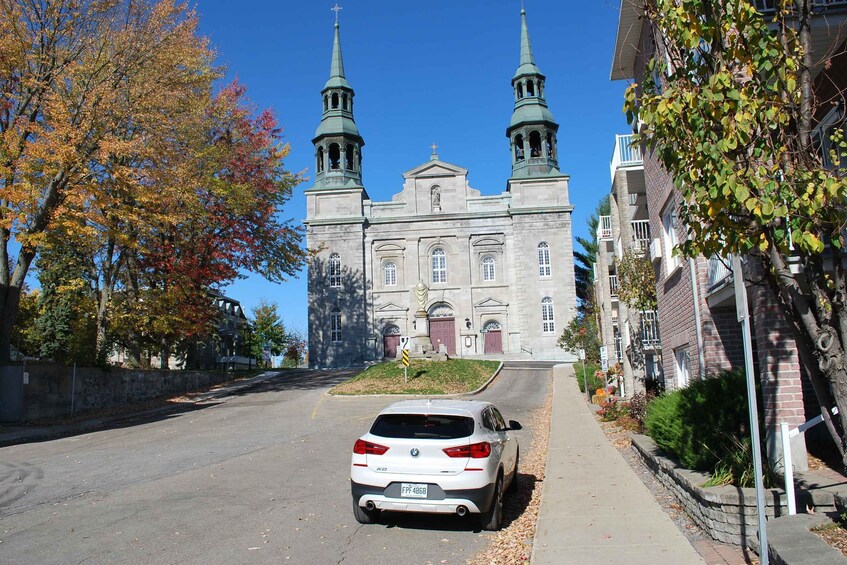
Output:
[12, 364, 236, 422]
[631, 434, 836, 547]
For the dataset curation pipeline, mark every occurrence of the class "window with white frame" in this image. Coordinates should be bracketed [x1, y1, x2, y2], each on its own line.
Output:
[541, 297, 555, 333]
[537, 242, 551, 277]
[482, 255, 495, 282]
[661, 202, 680, 273]
[383, 261, 396, 287]
[674, 347, 690, 389]
[432, 248, 446, 284]
[330, 308, 342, 342]
[328, 253, 342, 287]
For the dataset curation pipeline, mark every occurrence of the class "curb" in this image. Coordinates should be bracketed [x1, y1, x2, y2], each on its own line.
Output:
[768, 514, 847, 564]
[325, 361, 505, 398]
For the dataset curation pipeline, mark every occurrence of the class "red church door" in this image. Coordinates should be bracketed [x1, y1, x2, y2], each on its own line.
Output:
[384, 335, 400, 358]
[429, 318, 456, 356]
[484, 330, 502, 354]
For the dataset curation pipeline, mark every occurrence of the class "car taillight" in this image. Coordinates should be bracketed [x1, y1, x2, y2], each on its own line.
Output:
[353, 439, 389, 455]
[443, 441, 491, 459]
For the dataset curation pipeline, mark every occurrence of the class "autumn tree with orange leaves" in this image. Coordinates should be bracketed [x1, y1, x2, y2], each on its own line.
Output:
[0, 1, 305, 365]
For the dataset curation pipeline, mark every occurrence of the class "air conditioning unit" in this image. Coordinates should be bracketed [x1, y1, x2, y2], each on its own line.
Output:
[649, 238, 662, 264]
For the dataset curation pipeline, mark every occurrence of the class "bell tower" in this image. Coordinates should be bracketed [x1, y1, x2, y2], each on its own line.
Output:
[506, 8, 560, 179]
[312, 9, 364, 189]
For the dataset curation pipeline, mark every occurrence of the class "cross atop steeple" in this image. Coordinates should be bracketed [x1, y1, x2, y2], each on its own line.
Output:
[430, 142, 438, 160]
[331, 3, 342, 24]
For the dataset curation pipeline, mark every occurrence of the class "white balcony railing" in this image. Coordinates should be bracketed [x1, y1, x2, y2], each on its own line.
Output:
[597, 215, 613, 241]
[755, 0, 847, 11]
[631, 219, 650, 252]
[707, 254, 733, 291]
[614, 336, 624, 362]
[609, 274, 619, 296]
[610, 134, 644, 181]
[641, 310, 661, 349]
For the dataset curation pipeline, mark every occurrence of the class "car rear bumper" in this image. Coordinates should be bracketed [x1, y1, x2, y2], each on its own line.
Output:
[351, 480, 496, 514]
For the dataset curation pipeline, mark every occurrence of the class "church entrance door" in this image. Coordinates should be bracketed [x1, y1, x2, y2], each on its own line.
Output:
[429, 318, 456, 356]
[383, 325, 401, 358]
[484, 330, 502, 354]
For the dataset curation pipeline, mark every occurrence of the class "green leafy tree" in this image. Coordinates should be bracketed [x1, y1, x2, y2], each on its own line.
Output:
[283, 328, 307, 368]
[557, 315, 601, 364]
[574, 196, 611, 317]
[624, 0, 847, 457]
[617, 250, 657, 313]
[250, 300, 288, 366]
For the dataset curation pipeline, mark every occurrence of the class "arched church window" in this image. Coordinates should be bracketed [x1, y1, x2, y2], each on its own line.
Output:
[331, 92, 339, 109]
[538, 242, 551, 277]
[527, 79, 535, 96]
[541, 297, 555, 333]
[383, 261, 396, 287]
[329, 253, 342, 287]
[432, 248, 446, 284]
[345, 144, 355, 171]
[330, 308, 342, 342]
[342, 93, 348, 110]
[328, 143, 341, 170]
[482, 256, 495, 282]
[516, 83, 523, 99]
[547, 132, 556, 159]
[514, 134, 525, 162]
[317, 147, 325, 172]
[529, 131, 542, 157]
[323, 95, 328, 112]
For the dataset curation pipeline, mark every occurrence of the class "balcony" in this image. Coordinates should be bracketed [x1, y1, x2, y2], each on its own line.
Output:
[597, 215, 613, 241]
[707, 255, 733, 291]
[609, 274, 619, 297]
[641, 310, 661, 349]
[610, 134, 643, 181]
[631, 219, 650, 252]
[755, 0, 847, 11]
[614, 336, 624, 362]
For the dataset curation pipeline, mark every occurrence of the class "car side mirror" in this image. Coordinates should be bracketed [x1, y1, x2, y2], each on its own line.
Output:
[508, 420, 522, 431]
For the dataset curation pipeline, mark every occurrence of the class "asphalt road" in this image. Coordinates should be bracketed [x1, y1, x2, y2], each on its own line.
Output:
[0, 364, 550, 565]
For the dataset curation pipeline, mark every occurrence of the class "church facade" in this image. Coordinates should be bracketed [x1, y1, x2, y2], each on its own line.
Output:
[305, 10, 577, 368]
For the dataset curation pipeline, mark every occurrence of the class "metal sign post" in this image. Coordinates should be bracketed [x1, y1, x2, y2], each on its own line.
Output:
[578, 349, 590, 402]
[733, 255, 768, 565]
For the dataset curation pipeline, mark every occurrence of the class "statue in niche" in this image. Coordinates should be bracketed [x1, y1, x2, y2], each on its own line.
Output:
[415, 280, 429, 312]
[431, 186, 441, 210]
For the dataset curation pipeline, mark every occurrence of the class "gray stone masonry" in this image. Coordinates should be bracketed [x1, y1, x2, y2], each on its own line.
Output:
[630, 434, 835, 547]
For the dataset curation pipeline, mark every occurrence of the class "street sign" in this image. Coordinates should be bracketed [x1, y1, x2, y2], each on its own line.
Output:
[401, 349, 410, 367]
[400, 336, 410, 349]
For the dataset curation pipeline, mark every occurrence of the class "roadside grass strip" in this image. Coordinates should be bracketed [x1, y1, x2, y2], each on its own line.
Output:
[329, 359, 501, 395]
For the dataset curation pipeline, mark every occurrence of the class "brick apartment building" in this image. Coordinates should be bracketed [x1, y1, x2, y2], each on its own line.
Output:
[609, 0, 847, 471]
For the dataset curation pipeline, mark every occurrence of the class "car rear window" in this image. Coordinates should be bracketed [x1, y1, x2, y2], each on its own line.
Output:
[370, 414, 475, 439]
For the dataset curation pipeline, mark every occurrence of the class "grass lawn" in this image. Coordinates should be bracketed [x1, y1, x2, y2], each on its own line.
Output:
[330, 358, 501, 395]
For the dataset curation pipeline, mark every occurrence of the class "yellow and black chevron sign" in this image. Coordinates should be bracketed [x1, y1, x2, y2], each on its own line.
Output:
[401, 349, 410, 367]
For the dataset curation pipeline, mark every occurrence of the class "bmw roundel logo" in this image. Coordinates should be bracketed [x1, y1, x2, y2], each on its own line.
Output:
[410, 448, 420, 457]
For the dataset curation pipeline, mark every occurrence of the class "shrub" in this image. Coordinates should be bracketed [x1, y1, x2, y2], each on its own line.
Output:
[627, 391, 656, 430]
[644, 369, 757, 472]
[597, 398, 629, 422]
[574, 362, 604, 393]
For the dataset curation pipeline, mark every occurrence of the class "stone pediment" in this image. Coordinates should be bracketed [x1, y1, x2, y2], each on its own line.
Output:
[374, 242, 405, 253]
[472, 236, 505, 247]
[403, 159, 468, 180]
[376, 302, 408, 312]
[475, 297, 508, 309]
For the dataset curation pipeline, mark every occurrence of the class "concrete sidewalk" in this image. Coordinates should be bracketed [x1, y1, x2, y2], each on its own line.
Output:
[532, 365, 706, 564]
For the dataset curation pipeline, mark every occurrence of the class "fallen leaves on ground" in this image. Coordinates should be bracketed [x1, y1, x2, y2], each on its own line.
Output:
[467, 376, 553, 565]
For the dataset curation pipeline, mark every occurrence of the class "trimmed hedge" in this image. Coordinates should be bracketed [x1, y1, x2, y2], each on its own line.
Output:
[644, 369, 752, 471]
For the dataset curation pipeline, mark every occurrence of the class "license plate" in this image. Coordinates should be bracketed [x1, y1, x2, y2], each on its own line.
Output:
[400, 483, 428, 498]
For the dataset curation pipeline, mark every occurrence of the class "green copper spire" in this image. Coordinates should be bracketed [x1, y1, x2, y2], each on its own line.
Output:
[514, 8, 542, 80]
[313, 9, 364, 190]
[325, 22, 351, 90]
[506, 7, 560, 180]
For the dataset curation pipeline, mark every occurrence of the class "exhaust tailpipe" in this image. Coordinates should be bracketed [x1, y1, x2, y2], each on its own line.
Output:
[456, 506, 467, 516]
[365, 501, 376, 511]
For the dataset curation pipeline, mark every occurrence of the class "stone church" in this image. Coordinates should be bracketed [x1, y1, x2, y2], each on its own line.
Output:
[305, 9, 577, 368]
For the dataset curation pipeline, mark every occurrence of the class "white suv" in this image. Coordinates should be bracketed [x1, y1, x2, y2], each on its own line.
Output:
[350, 399, 521, 530]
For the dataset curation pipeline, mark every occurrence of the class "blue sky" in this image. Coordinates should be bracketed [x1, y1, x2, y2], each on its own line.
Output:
[197, 0, 631, 334]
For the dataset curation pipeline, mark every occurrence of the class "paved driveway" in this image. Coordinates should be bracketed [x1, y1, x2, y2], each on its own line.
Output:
[0, 365, 550, 564]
